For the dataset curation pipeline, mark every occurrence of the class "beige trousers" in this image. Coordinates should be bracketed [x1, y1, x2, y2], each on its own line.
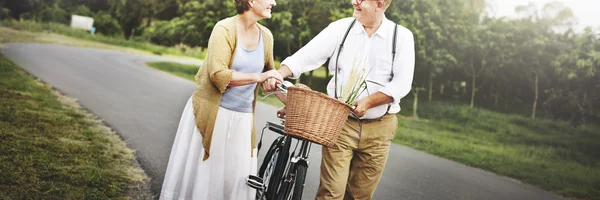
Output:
[316, 114, 398, 200]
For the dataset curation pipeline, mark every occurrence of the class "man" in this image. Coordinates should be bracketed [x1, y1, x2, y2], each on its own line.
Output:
[264, 0, 414, 199]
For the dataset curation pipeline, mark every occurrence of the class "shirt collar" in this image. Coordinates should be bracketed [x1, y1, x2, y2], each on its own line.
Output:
[353, 14, 390, 39]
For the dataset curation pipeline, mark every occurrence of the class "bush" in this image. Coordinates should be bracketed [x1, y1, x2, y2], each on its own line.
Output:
[19, 12, 35, 21]
[142, 19, 199, 46]
[92, 12, 122, 36]
[143, 20, 179, 46]
[0, 8, 11, 20]
[173, 43, 205, 57]
[38, 4, 69, 24]
[69, 5, 93, 17]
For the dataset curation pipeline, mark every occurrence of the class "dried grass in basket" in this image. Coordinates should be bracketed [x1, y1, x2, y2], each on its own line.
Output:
[284, 86, 352, 147]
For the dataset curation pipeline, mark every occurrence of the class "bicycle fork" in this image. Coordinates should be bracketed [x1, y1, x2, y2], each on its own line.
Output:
[277, 140, 311, 200]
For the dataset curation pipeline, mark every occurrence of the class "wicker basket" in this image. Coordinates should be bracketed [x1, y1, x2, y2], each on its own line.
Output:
[284, 87, 352, 147]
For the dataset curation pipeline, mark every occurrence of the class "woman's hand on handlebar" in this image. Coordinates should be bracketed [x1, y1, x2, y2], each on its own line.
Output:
[262, 77, 280, 92]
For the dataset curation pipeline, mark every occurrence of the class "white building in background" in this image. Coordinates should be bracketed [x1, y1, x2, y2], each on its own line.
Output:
[70, 15, 94, 31]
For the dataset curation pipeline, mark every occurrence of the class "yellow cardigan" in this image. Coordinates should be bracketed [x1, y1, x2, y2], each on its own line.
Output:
[192, 15, 275, 160]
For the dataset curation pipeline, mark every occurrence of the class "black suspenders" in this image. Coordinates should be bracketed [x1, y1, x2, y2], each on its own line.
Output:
[391, 21, 398, 79]
[333, 19, 399, 99]
[334, 19, 356, 99]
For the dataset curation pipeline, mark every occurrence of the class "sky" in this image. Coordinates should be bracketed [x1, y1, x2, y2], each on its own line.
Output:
[486, 0, 600, 31]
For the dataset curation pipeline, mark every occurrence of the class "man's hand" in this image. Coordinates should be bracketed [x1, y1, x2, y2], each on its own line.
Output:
[351, 92, 394, 117]
[258, 69, 283, 83]
[352, 98, 371, 117]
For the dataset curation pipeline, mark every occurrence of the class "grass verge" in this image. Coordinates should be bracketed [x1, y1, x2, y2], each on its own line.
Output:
[0, 53, 149, 199]
[147, 62, 198, 81]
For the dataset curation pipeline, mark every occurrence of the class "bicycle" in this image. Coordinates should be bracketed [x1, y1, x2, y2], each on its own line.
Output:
[246, 83, 312, 200]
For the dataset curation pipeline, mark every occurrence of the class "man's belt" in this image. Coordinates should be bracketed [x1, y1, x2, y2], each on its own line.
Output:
[347, 114, 393, 123]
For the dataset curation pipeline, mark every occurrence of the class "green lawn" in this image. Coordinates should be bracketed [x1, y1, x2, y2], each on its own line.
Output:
[396, 101, 600, 200]
[148, 61, 600, 200]
[147, 61, 199, 81]
[0, 54, 147, 199]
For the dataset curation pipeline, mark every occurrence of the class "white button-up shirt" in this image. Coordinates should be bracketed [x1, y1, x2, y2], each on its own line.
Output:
[282, 16, 415, 119]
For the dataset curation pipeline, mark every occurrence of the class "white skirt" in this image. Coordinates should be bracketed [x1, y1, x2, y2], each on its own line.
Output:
[159, 97, 257, 200]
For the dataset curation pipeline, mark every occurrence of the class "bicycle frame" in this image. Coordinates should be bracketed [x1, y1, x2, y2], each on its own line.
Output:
[276, 137, 311, 200]
[255, 121, 312, 200]
[248, 81, 312, 200]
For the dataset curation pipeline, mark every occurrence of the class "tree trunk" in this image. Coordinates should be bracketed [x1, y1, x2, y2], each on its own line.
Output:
[470, 75, 476, 108]
[581, 91, 588, 129]
[504, 89, 509, 109]
[413, 90, 419, 118]
[440, 84, 444, 95]
[532, 73, 539, 119]
[129, 28, 135, 40]
[31, 8, 38, 21]
[428, 79, 433, 102]
[146, 17, 152, 27]
[494, 92, 499, 107]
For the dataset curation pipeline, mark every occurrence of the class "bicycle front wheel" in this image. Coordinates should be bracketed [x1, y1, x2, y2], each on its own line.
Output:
[291, 164, 308, 200]
[257, 136, 285, 200]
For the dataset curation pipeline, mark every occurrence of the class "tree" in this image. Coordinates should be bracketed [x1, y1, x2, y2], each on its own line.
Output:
[0, 7, 11, 20]
[69, 5, 93, 17]
[267, 0, 352, 60]
[395, 0, 455, 103]
[109, 0, 173, 39]
[38, 3, 69, 24]
[389, 0, 485, 113]
[549, 28, 600, 126]
[11, 0, 49, 21]
[455, 17, 508, 109]
[93, 11, 122, 36]
[515, 2, 574, 119]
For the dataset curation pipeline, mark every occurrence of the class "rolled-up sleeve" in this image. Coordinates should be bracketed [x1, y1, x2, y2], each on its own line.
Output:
[205, 25, 235, 93]
[379, 28, 415, 104]
[281, 22, 340, 79]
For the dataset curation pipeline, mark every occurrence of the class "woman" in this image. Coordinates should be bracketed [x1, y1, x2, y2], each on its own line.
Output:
[159, 0, 280, 199]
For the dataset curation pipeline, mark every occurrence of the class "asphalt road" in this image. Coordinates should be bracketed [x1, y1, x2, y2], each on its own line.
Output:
[1, 43, 566, 200]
